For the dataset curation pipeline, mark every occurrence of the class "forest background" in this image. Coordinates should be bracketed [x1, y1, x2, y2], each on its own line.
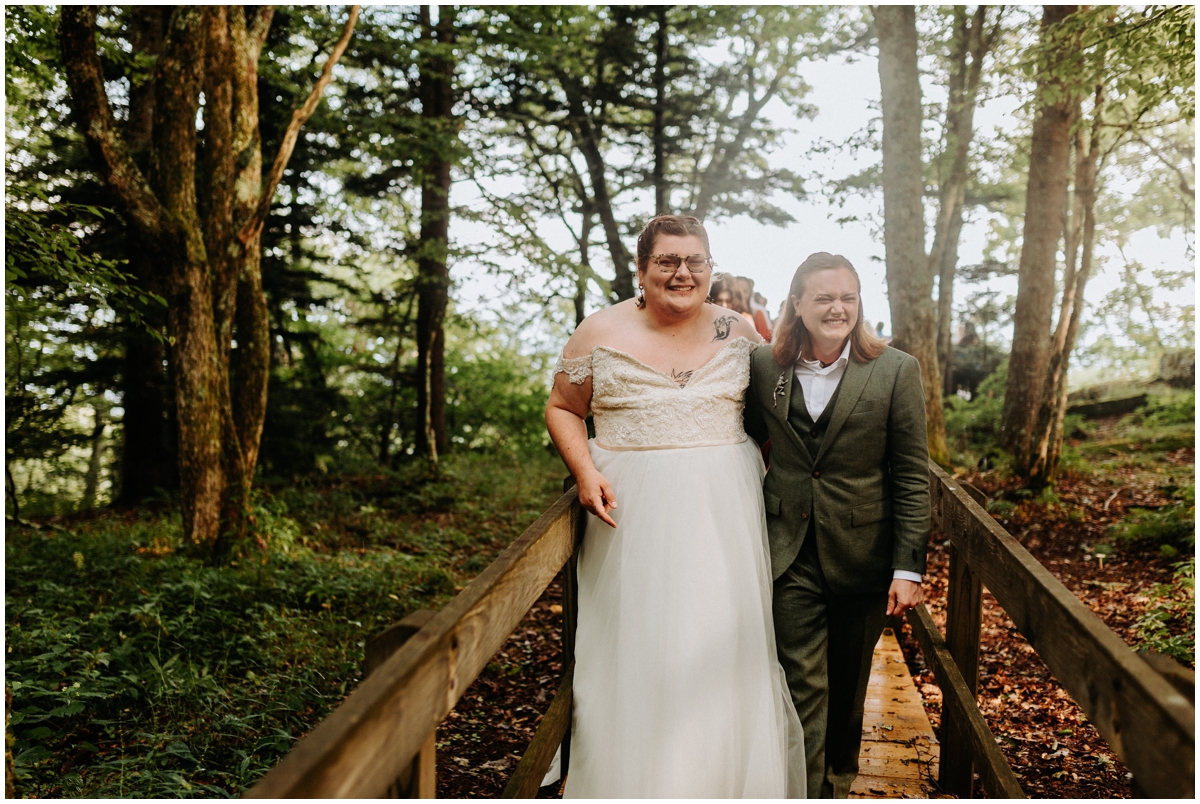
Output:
[4, 4, 1194, 798]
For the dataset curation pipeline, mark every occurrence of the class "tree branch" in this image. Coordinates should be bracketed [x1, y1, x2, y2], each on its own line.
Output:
[59, 6, 163, 236]
[248, 5, 275, 46]
[238, 5, 360, 245]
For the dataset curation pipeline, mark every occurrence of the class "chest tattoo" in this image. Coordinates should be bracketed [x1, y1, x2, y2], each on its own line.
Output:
[671, 368, 694, 388]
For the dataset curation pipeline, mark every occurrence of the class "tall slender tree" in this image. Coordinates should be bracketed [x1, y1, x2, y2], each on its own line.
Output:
[1027, 82, 1105, 485]
[413, 5, 459, 469]
[999, 5, 1079, 469]
[875, 4, 949, 464]
[932, 6, 1003, 396]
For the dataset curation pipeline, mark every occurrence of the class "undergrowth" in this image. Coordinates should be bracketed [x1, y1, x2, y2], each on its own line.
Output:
[1131, 558, 1196, 665]
[5, 449, 565, 798]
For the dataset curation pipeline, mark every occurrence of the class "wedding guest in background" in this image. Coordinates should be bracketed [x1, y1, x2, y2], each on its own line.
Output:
[746, 283, 774, 343]
[710, 276, 737, 310]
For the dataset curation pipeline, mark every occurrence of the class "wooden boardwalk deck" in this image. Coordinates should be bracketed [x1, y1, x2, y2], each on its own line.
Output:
[849, 627, 942, 799]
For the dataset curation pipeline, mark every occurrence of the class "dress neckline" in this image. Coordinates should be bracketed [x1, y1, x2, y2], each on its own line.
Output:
[592, 337, 751, 388]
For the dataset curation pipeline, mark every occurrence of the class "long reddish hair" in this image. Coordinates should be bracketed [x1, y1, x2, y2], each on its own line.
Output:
[771, 252, 887, 366]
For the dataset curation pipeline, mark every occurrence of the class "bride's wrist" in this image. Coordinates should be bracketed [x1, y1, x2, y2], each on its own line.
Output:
[577, 468, 604, 488]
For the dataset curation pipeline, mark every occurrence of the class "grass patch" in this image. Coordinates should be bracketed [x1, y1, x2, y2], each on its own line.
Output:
[5, 449, 565, 797]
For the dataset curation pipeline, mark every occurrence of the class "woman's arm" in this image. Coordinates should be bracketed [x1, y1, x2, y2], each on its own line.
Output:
[545, 366, 619, 528]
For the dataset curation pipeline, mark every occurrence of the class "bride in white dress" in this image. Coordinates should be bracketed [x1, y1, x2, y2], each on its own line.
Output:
[545, 215, 805, 798]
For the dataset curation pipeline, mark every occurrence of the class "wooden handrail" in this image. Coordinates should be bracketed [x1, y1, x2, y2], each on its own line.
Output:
[926, 462, 1195, 799]
[906, 603, 1024, 798]
[246, 462, 1194, 799]
[245, 489, 581, 797]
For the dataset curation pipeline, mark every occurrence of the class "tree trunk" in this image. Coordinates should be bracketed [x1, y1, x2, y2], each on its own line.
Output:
[570, 106, 636, 301]
[117, 7, 178, 505]
[1000, 5, 1078, 471]
[934, 6, 993, 397]
[875, 5, 949, 464]
[575, 207, 595, 326]
[81, 399, 107, 509]
[936, 209, 965, 396]
[415, 5, 456, 469]
[653, 6, 669, 216]
[61, 6, 357, 555]
[1028, 84, 1104, 485]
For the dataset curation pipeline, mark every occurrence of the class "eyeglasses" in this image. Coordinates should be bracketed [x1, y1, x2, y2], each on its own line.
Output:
[649, 253, 715, 273]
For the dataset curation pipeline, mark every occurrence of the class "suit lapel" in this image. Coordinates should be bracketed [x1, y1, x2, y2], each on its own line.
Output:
[813, 356, 876, 467]
[764, 354, 813, 463]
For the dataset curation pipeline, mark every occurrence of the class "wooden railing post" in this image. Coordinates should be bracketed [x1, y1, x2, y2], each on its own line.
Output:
[364, 609, 438, 798]
[501, 482, 584, 798]
[560, 476, 583, 781]
[939, 482, 987, 797]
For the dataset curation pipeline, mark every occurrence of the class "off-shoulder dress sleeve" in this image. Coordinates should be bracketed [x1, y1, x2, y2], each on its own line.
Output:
[553, 353, 593, 384]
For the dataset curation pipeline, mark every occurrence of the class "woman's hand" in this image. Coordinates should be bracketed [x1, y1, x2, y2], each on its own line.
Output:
[886, 579, 923, 618]
[577, 470, 618, 528]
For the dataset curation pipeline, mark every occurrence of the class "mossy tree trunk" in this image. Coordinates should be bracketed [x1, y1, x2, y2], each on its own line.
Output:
[60, 6, 359, 558]
[117, 6, 178, 505]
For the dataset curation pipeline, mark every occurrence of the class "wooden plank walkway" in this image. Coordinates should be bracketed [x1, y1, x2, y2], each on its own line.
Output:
[849, 627, 942, 799]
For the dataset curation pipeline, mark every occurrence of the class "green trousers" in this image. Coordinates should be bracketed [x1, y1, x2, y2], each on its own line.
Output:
[773, 536, 889, 798]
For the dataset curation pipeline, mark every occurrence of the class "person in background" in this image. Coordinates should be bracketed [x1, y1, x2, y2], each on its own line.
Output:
[755, 292, 773, 326]
[746, 283, 774, 343]
[711, 276, 753, 322]
[710, 276, 738, 310]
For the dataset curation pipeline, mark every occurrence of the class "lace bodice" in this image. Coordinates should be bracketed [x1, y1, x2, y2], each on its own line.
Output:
[554, 337, 754, 450]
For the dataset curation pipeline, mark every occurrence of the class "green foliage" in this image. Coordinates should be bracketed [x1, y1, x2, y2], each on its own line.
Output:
[1109, 484, 1196, 553]
[1119, 389, 1196, 429]
[446, 342, 552, 453]
[1131, 558, 1195, 665]
[4, 202, 132, 517]
[943, 361, 1011, 469]
[5, 450, 565, 797]
[948, 341, 1007, 399]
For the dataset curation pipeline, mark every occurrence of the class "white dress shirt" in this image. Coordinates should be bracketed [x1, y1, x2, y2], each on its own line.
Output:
[794, 339, 923, 585]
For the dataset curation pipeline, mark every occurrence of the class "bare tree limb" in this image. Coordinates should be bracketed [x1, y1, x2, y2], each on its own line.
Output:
[238, 5, 361, 245]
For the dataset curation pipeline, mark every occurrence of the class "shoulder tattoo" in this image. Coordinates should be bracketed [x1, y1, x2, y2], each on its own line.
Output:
[712, 315, 737, 341]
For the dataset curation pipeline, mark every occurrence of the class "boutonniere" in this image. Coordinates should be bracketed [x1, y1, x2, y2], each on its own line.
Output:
[772, 371, 788, 408]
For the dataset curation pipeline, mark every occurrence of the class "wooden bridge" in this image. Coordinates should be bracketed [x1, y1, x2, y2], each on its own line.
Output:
[247, 464, 1194, 799]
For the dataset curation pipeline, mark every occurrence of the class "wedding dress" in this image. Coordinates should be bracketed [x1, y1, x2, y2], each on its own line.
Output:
[552, 336, 805, 798]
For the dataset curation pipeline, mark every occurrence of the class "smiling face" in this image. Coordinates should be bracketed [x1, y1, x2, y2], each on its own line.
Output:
[640, 233, 712, 317]
[791, 267, 860, 355]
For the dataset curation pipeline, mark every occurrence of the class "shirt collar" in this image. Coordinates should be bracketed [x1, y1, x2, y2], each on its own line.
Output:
[797, 338, 851, 369]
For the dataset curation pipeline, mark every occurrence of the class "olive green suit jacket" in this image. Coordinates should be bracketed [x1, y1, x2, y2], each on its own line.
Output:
[744, 345, 930, 594]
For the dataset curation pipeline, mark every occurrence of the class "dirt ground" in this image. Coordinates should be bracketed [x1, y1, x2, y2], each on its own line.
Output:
[435, 577, 566, 798]
[894, 445, 1194, 798]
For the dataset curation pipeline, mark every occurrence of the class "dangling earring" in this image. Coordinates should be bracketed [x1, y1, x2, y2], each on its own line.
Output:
[635, 285, 646, 309]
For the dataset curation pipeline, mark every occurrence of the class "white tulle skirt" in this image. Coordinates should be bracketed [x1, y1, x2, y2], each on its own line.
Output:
[562, 438, 805, 798]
